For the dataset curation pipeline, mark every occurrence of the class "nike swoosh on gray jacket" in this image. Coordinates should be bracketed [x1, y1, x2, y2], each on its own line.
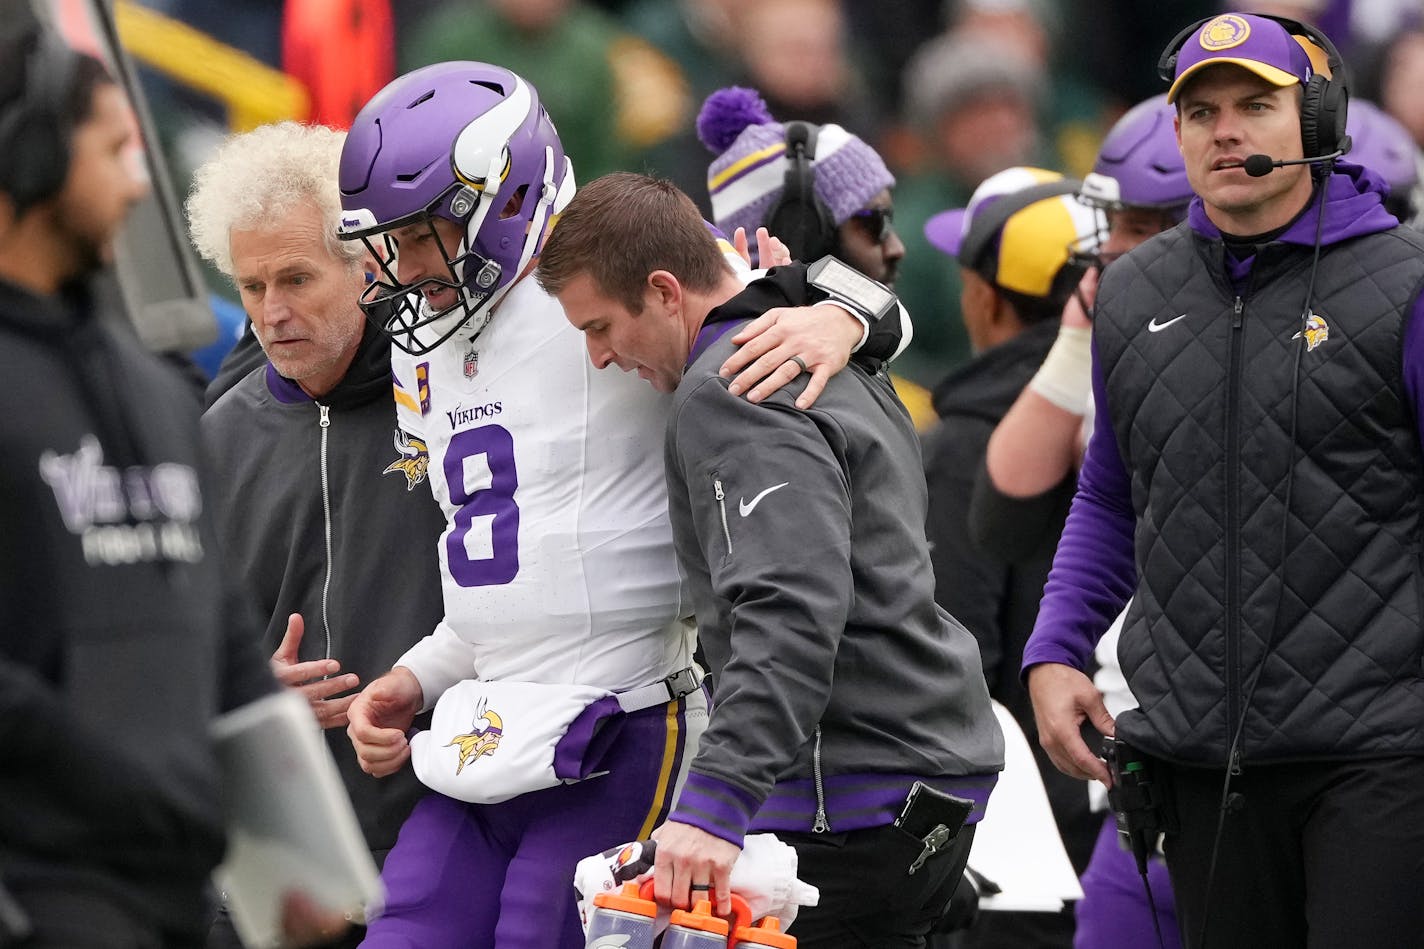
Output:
[664, 268, 1004, 845]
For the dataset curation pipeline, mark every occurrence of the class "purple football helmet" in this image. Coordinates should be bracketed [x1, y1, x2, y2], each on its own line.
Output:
[1069, 94, 1192, 266]
[1078, 95, 1192, 217]
[337, 62, 574, 355]
[1346, 99, 1424, 229]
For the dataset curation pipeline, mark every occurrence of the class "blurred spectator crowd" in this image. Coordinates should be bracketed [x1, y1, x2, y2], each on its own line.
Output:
[134, 0, 1424, 384]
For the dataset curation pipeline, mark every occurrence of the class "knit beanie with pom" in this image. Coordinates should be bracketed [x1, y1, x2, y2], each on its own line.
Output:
[697, 87, 894, 239]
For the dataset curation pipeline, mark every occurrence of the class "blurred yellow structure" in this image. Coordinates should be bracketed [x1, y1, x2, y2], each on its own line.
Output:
[893, 374, 937, 432]
[113, 0, 308, 131]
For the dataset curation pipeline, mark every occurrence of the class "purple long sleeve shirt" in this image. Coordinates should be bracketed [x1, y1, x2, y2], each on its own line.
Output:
[1024, 162, 1424, 674]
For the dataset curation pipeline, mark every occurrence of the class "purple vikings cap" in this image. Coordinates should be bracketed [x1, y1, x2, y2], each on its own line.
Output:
[1167, 13, 1316, 103]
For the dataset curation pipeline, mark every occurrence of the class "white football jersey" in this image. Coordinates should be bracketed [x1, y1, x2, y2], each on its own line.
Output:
[391, 276, 692, 702]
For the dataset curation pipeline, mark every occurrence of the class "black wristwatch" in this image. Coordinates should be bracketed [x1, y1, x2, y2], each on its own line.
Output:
[806, 255, 897, 325]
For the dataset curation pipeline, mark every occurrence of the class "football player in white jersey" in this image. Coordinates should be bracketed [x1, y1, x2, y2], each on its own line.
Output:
[337, 63, 902, 947]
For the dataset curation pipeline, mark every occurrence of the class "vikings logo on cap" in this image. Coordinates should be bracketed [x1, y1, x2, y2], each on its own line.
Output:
[448, 701, 504, 775]
[1200, 14, 1251, 51]
[1292, 311, 1330, 352]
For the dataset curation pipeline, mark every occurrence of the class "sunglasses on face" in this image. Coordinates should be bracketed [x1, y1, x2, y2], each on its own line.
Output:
[851, 206, 895, 244]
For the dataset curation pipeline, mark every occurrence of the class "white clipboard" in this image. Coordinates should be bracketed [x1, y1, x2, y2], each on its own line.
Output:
[210, 690, 385, 948]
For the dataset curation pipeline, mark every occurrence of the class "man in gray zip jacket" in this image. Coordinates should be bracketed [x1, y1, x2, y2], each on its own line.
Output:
[537, 172, 1004, 949]
[188, 123, 446, 948]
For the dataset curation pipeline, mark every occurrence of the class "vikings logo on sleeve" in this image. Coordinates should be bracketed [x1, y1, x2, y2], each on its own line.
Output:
[1292, 311, 1330, 352]
[382, 429, 430, 490]
[447, 701, 504, 774]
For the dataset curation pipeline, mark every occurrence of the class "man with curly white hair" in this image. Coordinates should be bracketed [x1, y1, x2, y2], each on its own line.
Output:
[186, 121, 446, 949]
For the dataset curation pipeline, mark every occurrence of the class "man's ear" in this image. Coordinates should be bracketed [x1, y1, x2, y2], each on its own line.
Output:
[0, 191, 16, 239]
[960, 269, 997, 322]
[646, 269, 682, 313]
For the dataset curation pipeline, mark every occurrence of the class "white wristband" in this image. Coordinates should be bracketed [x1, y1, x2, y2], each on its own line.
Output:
[1027, 325, 1092, 413]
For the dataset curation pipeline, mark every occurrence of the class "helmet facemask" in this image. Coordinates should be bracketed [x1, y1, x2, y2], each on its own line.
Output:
[350, 183, 511, 357]
[1070, 178, 1116, 270]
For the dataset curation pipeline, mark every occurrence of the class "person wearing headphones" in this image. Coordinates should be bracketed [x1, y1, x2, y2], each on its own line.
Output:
[0, 22, 345, 948]
[697, 86, 951, 427]
[697, 86, 904, 283]
[1025, 13, 1424, 948]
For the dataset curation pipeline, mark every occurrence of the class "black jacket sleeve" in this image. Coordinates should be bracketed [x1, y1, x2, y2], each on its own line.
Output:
[967, 458, 1078, 563]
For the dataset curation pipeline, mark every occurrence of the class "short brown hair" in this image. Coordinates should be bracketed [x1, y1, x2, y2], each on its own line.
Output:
[537, 172, 731, 312]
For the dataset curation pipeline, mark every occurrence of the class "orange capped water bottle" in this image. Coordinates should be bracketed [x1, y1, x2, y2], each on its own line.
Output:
[662, 899, 730, 948]
[584, 882, 657, 949]
[730, 915, 796, 948]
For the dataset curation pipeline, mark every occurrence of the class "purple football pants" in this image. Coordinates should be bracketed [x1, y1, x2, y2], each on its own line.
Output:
[360, 694, 702, 949]
[1074, 815, 1179, 949]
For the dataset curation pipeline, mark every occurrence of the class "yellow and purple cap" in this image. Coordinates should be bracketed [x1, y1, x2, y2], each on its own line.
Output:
[1167, 13, 1325, 104]
[924, 166, 1098, 300]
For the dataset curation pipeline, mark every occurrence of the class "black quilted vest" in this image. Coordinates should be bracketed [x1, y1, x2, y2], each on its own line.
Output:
[1095, 221, 1424, 768]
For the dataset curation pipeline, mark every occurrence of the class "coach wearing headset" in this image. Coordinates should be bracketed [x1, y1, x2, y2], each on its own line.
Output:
[1024, 12, 1424, 949]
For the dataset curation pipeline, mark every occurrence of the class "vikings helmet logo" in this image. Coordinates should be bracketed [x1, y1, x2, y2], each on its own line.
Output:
[1292, 312, 1330, 352]
[448, 701, 503, 774]
[1200, 15, 1250, 50]
[383, 429, 430, 490]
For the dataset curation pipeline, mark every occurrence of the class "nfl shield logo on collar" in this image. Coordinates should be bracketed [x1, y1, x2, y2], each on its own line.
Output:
[463, 344, 479, 379]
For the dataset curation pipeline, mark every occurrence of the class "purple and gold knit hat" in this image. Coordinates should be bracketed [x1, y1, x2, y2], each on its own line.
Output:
[697, 87, 894, 238]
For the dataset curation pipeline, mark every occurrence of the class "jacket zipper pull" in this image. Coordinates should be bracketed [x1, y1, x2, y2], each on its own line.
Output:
[1232, 297, 1244, 329]
[713, 477, 733, 554]
[1229, 746, 1243, 776]
[317, 402, 334, 659]
[811, 725, 830, 833]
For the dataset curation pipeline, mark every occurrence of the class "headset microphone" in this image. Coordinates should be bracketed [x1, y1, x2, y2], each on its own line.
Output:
[1242, 138, 1352, 177]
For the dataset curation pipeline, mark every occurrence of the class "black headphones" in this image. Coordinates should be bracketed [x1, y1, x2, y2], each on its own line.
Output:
[1156, 13, 1349, 161]
[762, 121, 838, 264]
[0, 29, 82, 210]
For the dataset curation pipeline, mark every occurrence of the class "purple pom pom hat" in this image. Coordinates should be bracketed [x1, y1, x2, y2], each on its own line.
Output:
[697, 87, 893, 242]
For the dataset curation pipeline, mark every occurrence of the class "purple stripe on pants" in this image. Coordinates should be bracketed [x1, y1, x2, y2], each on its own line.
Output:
[1074, 814, 1179, 949]
[360, 694, 701, 949]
